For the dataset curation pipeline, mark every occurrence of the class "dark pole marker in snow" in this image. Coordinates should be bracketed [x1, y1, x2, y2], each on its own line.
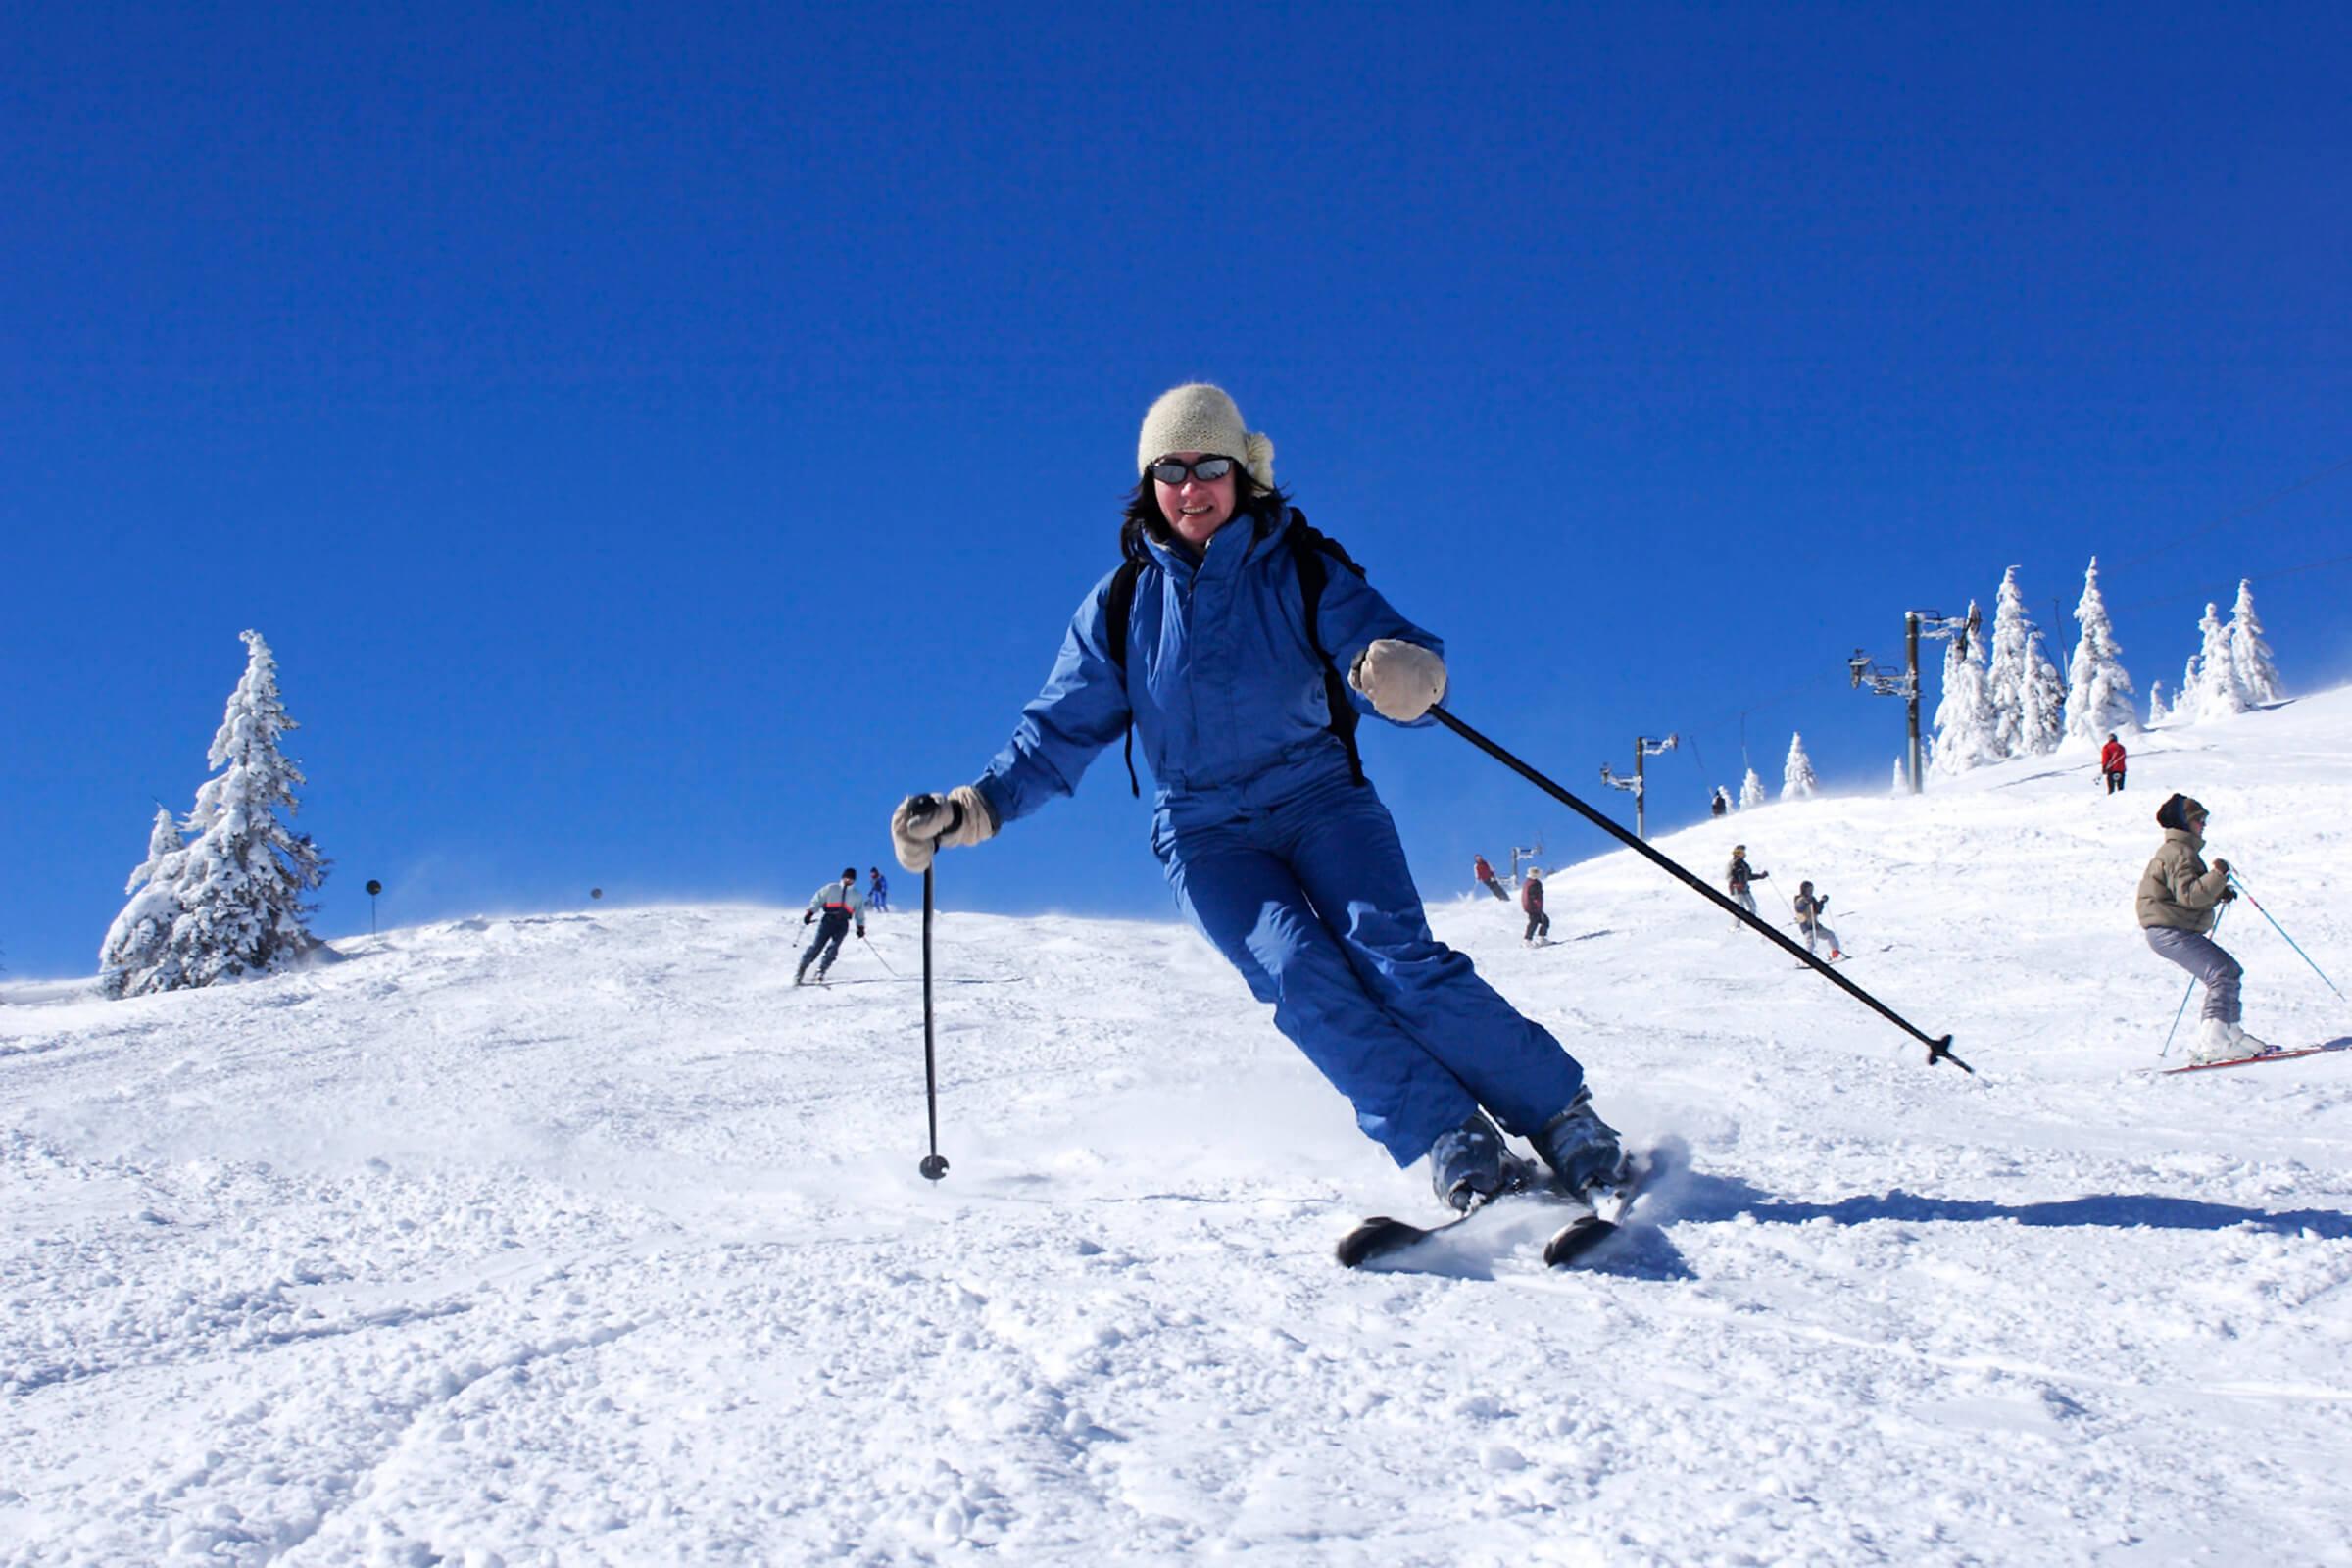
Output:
[366, 880, 382, 935]
[918, 858, 950, 1181]
[1432, 707, 1972, 1074]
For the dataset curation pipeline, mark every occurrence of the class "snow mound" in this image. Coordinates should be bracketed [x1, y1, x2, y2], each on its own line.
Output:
[6, 692, 2351, 1564]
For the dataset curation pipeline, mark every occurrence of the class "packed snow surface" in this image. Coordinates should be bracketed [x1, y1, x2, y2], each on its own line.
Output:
[8, 694, 2352, 1566]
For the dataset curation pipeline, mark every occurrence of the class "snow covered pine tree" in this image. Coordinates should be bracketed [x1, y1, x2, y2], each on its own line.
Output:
[97, 806, 191, 998]
[1740, 767, 1767, 809]
[126, 630, 329, 993]
[1931, 601, 2003, 777]
[1782, 733, 1818, 800]
[2182, 603, 2248, 723]
[2063, 556, 2136, 748]
[2228, 579, 2284, 706]
[1986, 567, 2064, 758]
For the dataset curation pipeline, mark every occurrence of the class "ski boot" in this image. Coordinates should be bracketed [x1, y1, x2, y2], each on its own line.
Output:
[1534, 1089, 1627, 1200]
[1428, 1111, 1538, 1213]
[2188, 1018, 2242, 1064]
[2228, 1021, 2278, 1059]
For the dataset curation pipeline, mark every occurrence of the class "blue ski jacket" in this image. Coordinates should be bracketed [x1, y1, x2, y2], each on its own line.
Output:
[973, 510, 1443, 823]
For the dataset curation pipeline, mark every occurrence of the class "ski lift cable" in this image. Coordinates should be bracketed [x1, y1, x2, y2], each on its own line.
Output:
[2107, 549, 2352, 615]
[2104, 452, 2352, 572]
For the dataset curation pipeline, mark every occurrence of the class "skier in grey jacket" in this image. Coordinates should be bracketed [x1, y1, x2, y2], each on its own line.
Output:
[2138, 794, 2273, 1063]
[797, 868, 866, 985]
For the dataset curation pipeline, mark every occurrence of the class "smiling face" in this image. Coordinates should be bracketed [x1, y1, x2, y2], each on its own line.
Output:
[1152, 451, 1238, 550]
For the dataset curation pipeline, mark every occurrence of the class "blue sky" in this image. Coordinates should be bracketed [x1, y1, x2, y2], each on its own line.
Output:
[6, 1, 2348, 978]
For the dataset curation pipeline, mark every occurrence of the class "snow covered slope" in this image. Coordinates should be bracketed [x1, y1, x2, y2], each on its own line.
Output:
[7, 693, 2352, 1566]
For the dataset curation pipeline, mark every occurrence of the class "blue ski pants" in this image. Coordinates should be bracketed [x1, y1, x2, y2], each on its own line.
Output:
[1151, 755, 1585, 1166]
[799, 910, 852, 980]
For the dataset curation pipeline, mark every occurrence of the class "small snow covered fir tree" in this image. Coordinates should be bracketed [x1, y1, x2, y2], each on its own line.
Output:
[1782, 733, 1818, 800]
[2182, 602, 2247, 722]
[2147, 680, 2168, 725]
[2228, 579, 2283, 705]
[1891, 757, 1907, 795]
[1985, 568, 2065, 757]
[1740, 768, 1766, 809]
[135, 631, 329, 993]
[98, 807, 192, 998]
[2062, 557, 2136, 748]
[1931, 603, 2003, 776]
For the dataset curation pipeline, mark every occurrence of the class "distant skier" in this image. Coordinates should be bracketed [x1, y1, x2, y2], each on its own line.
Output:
[2100, 733, 2128, 795]
[2139, 794, 2274, 1063]
[1791, 880, 1843, 960]
[867, 866, 890, 913]
[1520, 867, 1551, 946]
[797, 866, 866, 986]
[1473, 853, 1508, 901]
[1710, 788, 1730, 818]
[1727, 845, 1767, 928]
[889, 382, 1625, 1215]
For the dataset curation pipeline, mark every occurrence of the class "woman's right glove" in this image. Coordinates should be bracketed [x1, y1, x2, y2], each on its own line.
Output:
[891, 785, 998, 873]
[1349, 639, 1447, 722]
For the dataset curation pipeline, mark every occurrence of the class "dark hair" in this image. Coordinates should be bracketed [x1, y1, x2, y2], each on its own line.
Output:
[842, 866, 858, 879]
[1119, 465, 1294, 562]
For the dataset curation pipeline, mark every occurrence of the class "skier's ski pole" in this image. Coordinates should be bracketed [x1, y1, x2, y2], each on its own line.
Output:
[2226, 871, 2346, 1003]
[858, 931, 901, 979]
[918, 859, 949, 1181]
[1431, 707, 1971, 1073]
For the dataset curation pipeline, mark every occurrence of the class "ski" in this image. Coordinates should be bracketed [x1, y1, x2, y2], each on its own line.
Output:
[1337, 1147, 1658, 1272]
[1538, 1148, 1656, 1266]
[2157, 1041, 2351, 1076]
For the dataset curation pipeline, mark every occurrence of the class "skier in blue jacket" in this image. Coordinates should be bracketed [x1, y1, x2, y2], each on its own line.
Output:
[890, 383, 1623, 1211]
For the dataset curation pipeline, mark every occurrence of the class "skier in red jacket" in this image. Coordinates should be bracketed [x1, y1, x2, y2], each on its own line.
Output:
[1520, 868, 1550, 946]
[1473, 854, 1508, 901]
[2100, 734, 2128, 795]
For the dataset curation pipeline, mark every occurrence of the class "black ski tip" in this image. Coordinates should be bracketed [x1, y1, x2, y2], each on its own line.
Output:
[1926, 1035, 1976, 1075]
[1337, 1215, 1425, 1269]
[918, 1153, 951, 1183]
[1543, 1215, 1618, 1269]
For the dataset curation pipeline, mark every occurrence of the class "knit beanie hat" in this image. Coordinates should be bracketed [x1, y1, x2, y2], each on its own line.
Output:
[1137, 383, 1276, 488]
[2156, 794, 2206, 832]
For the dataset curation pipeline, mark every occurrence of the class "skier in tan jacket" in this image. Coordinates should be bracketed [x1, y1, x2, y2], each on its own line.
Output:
[2138, 793, 2274, 1063]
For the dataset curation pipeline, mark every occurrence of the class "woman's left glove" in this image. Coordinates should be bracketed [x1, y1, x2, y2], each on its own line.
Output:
[891, 785, 998, 873]
[1350, 639, 1448, 722]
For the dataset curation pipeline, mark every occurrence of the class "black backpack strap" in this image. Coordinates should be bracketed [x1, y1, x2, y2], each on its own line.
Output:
[1287, 510, 1367, 787]
[1105, 559, 1145, 797]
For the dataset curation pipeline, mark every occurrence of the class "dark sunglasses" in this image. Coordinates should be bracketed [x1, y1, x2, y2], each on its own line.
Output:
[1150, 455, 1235, 485]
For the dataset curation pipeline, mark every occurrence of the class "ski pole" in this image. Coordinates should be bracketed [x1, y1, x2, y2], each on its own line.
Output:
[1430, 707, 1971, 1073]
[2226, 871, 2347, 1003]
[858, 930, 901, 979]
[918, 860, 949, 1181]
[2159, 901, 2225, 1058]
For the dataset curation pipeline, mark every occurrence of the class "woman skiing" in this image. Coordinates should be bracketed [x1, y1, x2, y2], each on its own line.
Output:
[1520, 867, 1551, 946]
[889, 383, 1623, 1211]
[1726, 845, 1767, 928]
[2139, 793, 2274, 1063]
[1791, 880, 1842, 960]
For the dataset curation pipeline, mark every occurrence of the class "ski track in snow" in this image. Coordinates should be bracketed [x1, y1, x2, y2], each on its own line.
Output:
[7, 696, 2352, 1565]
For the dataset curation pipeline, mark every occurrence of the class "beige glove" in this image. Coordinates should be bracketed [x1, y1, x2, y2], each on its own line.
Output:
[891, 785, 998, 873]
[1350, 639, 1448, 722]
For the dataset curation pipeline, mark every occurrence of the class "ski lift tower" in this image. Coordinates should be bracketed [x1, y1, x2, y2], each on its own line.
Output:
[1509, 837, 1545, 884]
[1599, 734, 1679, 840]
[1849, 606, 1979, 794]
